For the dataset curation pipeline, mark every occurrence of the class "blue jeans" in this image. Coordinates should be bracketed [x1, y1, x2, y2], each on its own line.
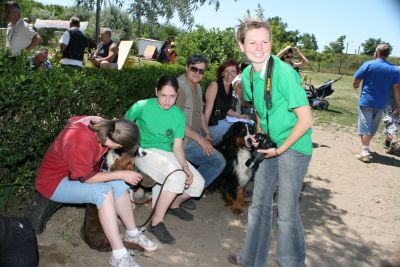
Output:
[184, 138, 226, 188]
[237, 150, 311, 267]
[209, 119, 234, 145]
[50, 177, 129, 208]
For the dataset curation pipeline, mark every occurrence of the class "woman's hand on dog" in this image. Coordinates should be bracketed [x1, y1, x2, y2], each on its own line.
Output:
[116, 170, 143, 185]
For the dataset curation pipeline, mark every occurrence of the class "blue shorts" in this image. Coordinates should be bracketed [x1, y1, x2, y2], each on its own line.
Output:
[50, 177, 129, 208]
[357, 106, 384, 135]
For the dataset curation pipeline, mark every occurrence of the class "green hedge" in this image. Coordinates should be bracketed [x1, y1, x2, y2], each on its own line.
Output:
[0, 50, 218, 214]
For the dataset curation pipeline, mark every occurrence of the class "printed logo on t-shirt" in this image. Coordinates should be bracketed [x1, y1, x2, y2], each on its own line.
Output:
[166, 129, 173, 136]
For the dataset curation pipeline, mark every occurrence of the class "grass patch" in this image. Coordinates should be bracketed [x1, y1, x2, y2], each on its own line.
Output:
[301, 71, 386, 142]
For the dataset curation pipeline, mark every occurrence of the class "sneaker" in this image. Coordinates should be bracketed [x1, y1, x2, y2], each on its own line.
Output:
[109, 253, 141, 267]
[355, 153, 371, 163]
[181, 199, 197, 210]
[147, 222, 176, 244]
[123, 230, 158, 252]
[227, 254, 242, 266]
[168, 207, 194, 221]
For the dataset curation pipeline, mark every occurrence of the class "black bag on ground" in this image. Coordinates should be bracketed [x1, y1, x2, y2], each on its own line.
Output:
[0, 216, 39, 267]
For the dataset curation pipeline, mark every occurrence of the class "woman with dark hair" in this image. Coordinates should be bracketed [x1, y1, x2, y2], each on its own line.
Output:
[277, 45, 309, 73]
[125, 75, 205, 245]
[204, 59, 249, 145]
[35, 117, 157, 267]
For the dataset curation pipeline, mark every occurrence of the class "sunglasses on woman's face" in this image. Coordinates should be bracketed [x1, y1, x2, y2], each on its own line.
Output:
[285, 55, 293, 59]
[189, 66, 206, 75]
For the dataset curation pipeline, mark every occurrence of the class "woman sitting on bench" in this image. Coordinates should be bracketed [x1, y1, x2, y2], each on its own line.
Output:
[35, 116, 157, 267]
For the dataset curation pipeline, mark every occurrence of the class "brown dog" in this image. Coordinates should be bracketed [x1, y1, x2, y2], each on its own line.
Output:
[81, 151, 144, 252]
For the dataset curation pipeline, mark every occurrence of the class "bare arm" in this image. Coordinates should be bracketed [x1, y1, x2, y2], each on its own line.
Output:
[96, 43, 118, 63]
[258, 105, 313, 158]
[203, 82, 218, 140]
[235, 81, 253, 109]
[60, 43, 67, 53]
[85, 170, 142, 186]
[173, 138, 193, 186]
[277, 45, 292, 58]
[293, 47, 309, 68]
[353, 79, 361, 89]
[26, 34, 42, 51]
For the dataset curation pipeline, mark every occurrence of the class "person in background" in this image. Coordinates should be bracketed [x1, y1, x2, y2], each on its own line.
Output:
[204, 59, 248, 145]
[228, 19, 313, 267]
[5, 1, 42, 56]
[90, 28, 118, 69]
[125, 75, 205, 245]
[231, 62, 256, 121]
[277, 45, 309, 73]
[157, 39, 171, 64]
[59, 16, 88, 69]
[35, 116, 157, 267]
[383, 84, 400, 155]
[40, 47, 53, 69]
[175, 54, 226, 210]
[353, 43, 400, 162]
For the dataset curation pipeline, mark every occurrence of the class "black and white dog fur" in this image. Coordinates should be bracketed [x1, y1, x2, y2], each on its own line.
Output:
[214, 121, 254, 214]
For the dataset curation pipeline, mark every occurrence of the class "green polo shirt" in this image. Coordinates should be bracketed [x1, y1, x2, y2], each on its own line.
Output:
[243, 55, 312, 155]
[125, 98, 186, 152]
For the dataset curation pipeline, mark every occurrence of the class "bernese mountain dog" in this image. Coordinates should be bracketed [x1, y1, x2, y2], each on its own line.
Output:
[215, 121, 254, 214]
[81, 148, 154, 252]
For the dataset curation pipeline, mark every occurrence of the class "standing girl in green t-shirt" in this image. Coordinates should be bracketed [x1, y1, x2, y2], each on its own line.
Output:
[125, 75, 205, 245]
[227, 19, 313, 267]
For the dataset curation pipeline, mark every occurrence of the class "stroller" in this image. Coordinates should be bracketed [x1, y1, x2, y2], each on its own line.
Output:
[304, 75, 342, 110]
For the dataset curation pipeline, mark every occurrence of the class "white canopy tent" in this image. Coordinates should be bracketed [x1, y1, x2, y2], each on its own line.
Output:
[34, 19, 89, 32]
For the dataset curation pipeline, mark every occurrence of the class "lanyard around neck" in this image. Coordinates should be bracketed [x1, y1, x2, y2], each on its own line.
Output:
[250, 56, 274, 110]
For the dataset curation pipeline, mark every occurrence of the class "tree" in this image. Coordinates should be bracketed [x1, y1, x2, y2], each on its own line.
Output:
[175, 26, 242, 65]
[361, 38, 392, 55]
[298, 33, 318, 50]
[267, 16, 300, 53]
[323, 35, 346, 54]
[75, 0, 236, 41]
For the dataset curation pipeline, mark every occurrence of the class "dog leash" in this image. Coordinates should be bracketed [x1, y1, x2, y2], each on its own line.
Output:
[136, 169, 186, 228]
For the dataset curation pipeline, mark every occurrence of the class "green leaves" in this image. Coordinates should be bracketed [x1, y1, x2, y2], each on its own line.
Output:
[0, 53, 184, 214]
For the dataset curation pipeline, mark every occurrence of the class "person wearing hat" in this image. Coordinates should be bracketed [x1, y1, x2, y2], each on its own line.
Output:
[5, 1, 42, 55]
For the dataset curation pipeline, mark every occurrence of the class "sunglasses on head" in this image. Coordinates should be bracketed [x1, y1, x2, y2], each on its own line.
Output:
[189, 66, 206, 75]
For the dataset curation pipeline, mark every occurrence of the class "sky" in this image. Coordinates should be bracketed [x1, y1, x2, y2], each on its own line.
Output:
[35, 0, 400, 56]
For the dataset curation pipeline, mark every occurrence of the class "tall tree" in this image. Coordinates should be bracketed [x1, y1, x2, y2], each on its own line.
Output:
[323, 35, 346, 54]
[361, 37, 392, 55]
[75, 0, 236, 40]
[267, 16, 300, 53]
[298, 33, 318, 50]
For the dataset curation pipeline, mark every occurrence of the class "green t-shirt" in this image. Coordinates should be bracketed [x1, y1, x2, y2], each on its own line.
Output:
[243, 55, 313, 155]
[125, 98, 186, 152]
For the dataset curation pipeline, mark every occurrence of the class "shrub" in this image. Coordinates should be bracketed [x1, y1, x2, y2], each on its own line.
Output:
[0, 50, 192, 214]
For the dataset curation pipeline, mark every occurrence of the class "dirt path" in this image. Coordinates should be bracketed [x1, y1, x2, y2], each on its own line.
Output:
[37, 126, 400, 267]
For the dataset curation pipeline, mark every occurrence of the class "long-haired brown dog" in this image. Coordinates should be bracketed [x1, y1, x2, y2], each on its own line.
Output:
[81, 150, 146, 252]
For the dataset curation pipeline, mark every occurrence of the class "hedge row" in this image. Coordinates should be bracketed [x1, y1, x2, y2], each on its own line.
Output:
[0, 50, 216, 214]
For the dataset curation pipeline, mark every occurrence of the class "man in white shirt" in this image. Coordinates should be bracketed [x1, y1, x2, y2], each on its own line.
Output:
[59, 16, 88, 69]
[6, 1, 42, 56]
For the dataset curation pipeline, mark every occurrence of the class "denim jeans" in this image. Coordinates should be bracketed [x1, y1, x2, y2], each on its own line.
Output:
[237, 149, 311, 267]
[50, 177, 129, 208]
[184, 138, 226, 188]
[209, 119, 234, 145]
